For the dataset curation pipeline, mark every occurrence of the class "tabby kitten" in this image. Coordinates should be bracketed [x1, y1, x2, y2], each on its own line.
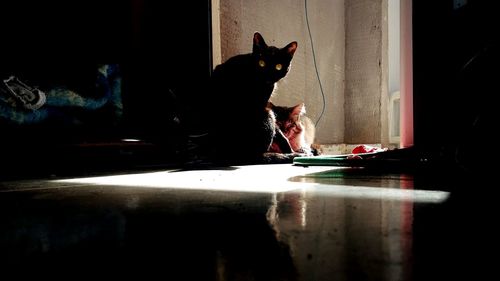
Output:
[268, 102, 316, 156]
[208, 32, 297, 164]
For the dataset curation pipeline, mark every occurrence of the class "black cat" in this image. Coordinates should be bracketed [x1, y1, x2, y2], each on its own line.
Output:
[208, 32, 297, 164]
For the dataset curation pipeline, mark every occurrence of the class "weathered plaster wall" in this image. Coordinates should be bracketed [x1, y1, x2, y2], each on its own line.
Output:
[217, 0, 345, 144]
[215, 0, 388, 145]
[344, 0, 388, 144]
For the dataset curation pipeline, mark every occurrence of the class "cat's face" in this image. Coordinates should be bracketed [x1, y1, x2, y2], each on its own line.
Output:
[252, 32, 297, 84]
[268, 102, 312, 153]
[270, 102, 305, 138]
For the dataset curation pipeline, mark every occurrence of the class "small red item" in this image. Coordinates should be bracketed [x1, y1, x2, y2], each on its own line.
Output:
[352, 145, 386, 154]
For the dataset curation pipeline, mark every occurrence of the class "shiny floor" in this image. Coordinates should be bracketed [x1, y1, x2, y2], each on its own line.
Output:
[0, 164, 496, 280]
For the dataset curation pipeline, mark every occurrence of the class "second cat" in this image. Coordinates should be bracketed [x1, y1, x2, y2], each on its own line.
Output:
[267, 102, 316, 156]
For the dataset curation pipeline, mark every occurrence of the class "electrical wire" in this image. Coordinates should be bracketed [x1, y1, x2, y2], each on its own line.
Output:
[304, 0, 326, 127]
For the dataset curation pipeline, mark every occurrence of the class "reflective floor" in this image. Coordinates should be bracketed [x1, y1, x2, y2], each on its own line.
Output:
[0, 164, 495, 280]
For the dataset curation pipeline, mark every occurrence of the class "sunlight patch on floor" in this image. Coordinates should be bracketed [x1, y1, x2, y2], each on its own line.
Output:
[53, 164, 449, 202]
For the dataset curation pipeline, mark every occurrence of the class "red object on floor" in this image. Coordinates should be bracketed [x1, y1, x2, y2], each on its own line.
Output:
[352, 145, 386, 154]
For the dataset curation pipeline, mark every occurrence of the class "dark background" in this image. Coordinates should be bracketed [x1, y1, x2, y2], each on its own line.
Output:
[412, 0, 498, 167]
[0, 0, 498, 176]
[0, 0, 212, 177]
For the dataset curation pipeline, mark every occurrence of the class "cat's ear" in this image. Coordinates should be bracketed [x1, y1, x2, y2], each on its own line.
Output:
[292, 103, 306, 116]
[266, 101, 275, 110]
[253, 32, 267, 52]
[285, 41, 298, 57]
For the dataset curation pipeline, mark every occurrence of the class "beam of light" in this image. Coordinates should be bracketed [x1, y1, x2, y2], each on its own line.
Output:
[53, 165, 317, 194]
[52, 165, 449, 203]
[120, 138, 142, 142]
[307, 185, 449, 203]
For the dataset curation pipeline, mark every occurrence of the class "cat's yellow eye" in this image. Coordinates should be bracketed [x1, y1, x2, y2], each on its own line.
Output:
[275, 64, 283, 71]
[258, 60, 266, 67]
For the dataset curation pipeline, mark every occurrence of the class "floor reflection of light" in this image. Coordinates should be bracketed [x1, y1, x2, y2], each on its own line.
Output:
[52, 165, 450, 203]
[310, 185, 449, 203]
[300, 188, 307, 228]
[120, 138, 142, 142]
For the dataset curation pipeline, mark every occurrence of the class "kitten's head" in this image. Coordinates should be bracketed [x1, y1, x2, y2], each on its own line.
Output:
[269, 102, 312, 153]
[252, 32, 297, 84]
[269, 102, 306, 137]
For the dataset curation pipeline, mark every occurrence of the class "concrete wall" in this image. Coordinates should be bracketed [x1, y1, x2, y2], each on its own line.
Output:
[344, 0, 388, 144]
[216, 0, 345, 144]
[215, 0, 389, 146]
[388, 0, 400, 95]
